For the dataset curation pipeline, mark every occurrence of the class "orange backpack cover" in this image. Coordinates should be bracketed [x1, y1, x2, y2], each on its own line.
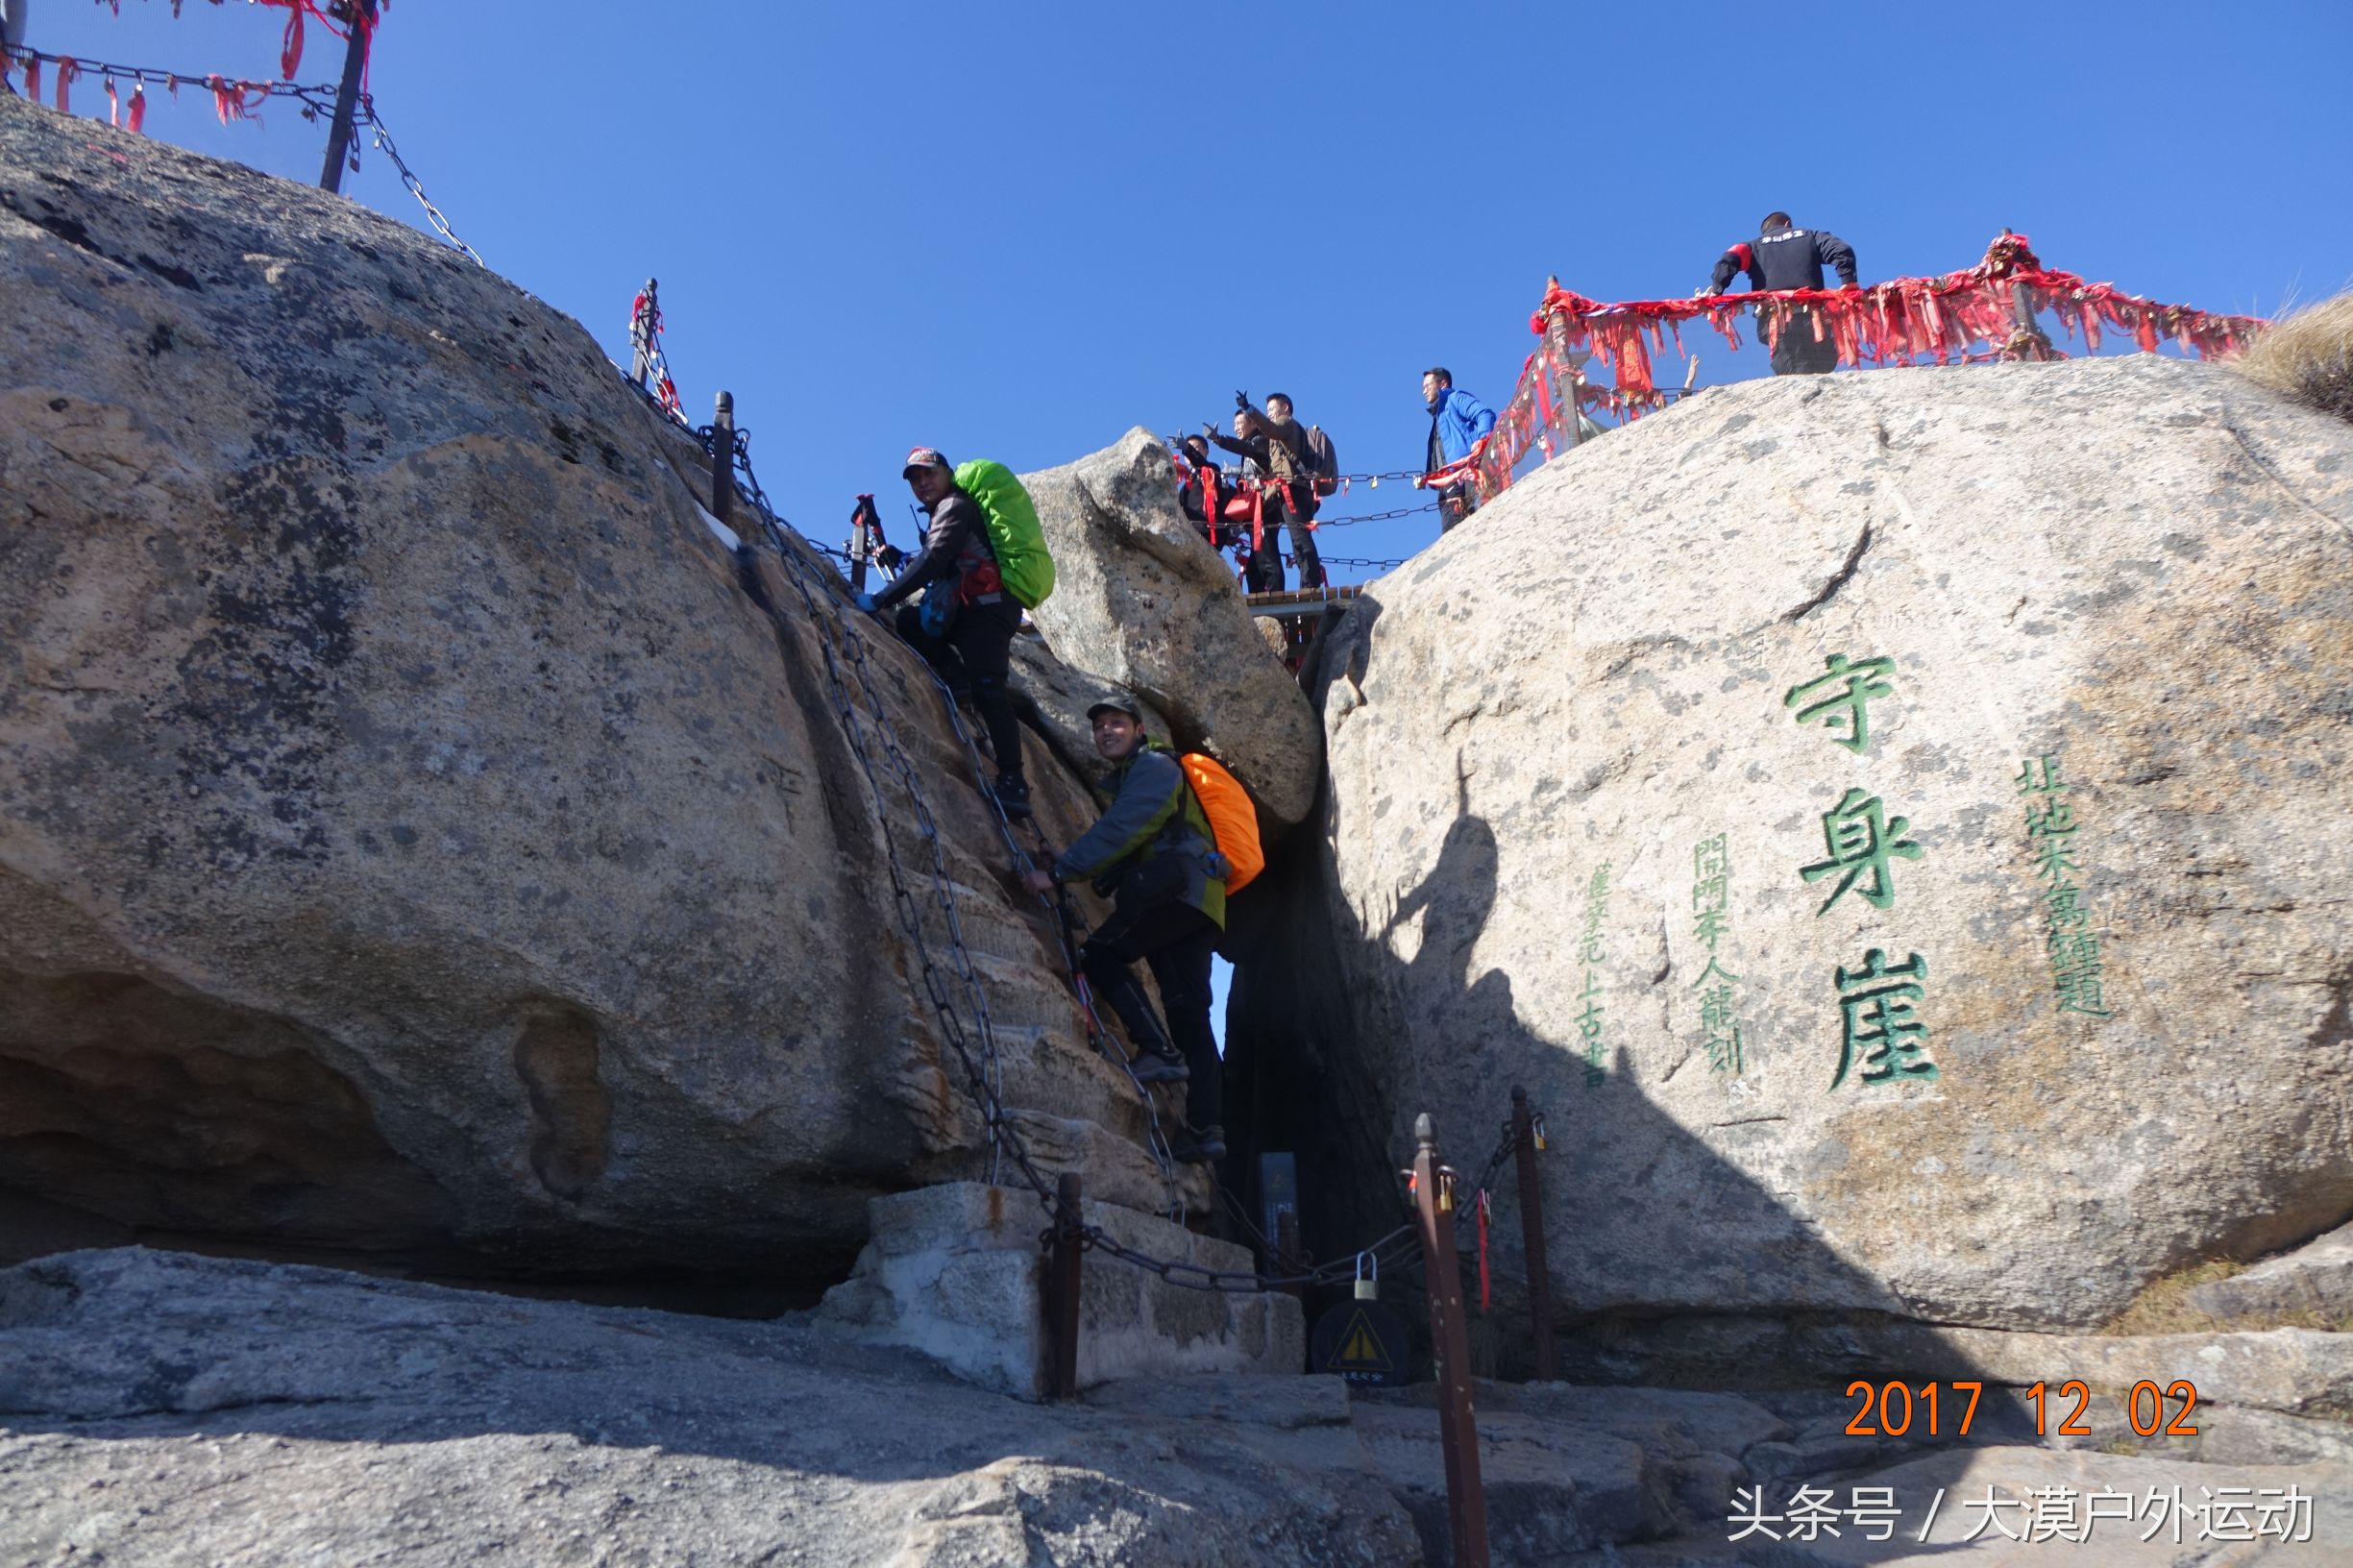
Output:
[1178, 752, 1264, 894]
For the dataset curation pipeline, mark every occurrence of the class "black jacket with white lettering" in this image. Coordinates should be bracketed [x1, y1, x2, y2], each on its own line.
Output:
[1708, 226, 1858, 294]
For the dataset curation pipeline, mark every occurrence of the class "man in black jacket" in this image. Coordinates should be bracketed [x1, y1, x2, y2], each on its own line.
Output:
[858, 447, 1029, 819]
[1206, 395, 1327, 592]
[1703, 212, 1859, 376]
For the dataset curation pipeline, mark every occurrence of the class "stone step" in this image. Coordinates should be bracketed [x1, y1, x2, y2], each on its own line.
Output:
[990, 1021, 1185, 1149]
[998, 1105, 1203, 1220]
[818, 1181, 1302, 1401]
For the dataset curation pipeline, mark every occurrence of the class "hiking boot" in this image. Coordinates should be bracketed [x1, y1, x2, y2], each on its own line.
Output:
[1128, 1050, 1189, 1087]
[991, 774, 1031, 820]
[1171, 1124, 1227, 1164]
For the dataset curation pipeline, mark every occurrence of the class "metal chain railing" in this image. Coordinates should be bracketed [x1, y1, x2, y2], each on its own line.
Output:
[646, 391, 1532, 1296]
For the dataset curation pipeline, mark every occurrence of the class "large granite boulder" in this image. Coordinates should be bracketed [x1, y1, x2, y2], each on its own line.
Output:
[0, 92, 1191, 1282]
[1023, 429, 1323, 829]
[1236, 355, 2353, 1334]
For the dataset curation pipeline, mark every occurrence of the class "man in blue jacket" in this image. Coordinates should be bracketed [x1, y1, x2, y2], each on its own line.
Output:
[1413, 368, 1496, 532]
[1703, 212, 1860, 376]
[1023, 697, 1227, 1164]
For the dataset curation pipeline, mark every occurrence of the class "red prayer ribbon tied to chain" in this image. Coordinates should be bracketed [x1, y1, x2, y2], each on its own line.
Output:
[1540, 233, 2266, 399]
[1428, 233, 2268, 508]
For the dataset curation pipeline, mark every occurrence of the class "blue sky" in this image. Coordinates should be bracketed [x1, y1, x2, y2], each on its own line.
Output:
[17, 1, 2353, 579]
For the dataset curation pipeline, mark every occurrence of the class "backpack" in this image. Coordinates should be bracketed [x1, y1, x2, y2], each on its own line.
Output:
[1177, 751, 1264, 894]
[1303, 426, 1340, 498]
[951, 459, 1056, 609]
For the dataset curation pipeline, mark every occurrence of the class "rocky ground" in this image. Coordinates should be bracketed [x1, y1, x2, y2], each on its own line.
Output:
[5, 1248, 2350, 1566]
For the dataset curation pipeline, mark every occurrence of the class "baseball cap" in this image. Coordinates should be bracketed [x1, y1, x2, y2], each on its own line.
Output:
[1086, 695, 1146, 724]
[902, 447, 951, 478]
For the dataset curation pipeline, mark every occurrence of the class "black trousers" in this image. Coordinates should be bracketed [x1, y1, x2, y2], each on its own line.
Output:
[1437, 484, 1478, 532]
[1771, 305, 1839, 376]
[1080, 894, 1222, 1132]
[895, 596, 1023, 780]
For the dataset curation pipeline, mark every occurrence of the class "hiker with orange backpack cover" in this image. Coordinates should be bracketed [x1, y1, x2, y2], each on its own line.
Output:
[1023, 696, 1239, 1164]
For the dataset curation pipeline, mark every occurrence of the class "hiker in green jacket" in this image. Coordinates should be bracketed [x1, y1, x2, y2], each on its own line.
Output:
[1023, 698, 1227, 1164]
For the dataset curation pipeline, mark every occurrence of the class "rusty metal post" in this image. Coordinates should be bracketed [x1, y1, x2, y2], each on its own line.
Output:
[709, 392, 736, 530]
[1510, 1087, 1557, 1382]
[1046, 1171, 1085, 1401]
[1411, 1114, 1490, 1568]
[317, 0, 378, 194]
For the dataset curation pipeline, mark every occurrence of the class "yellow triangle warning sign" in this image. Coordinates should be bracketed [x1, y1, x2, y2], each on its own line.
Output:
[1331, 1309, 1393, 1373]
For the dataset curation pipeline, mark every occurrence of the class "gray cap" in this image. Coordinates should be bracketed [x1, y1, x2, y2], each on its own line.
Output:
[1086, 695, 1146, 725]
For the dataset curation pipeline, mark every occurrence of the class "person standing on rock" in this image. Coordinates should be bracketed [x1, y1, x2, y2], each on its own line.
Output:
[1701, 212, 1859, 376]
[1022, 697, 1227, 1164]
[857, 447, 1030, 819]
[1412, 368, 1496, 531]
[1206, 394, 1327, 593]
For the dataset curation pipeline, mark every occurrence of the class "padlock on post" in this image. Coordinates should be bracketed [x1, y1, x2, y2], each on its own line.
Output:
[1355, 1250, 1379, 1301]
[1532, 1113, 1548, 1153]
[1437, 1164, 1457, 1213]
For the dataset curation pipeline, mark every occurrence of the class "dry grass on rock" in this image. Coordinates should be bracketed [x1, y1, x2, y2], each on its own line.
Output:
[2235, 291, 2353, 424]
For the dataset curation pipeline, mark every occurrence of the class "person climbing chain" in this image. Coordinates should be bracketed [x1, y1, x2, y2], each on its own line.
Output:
[1023, 697, 1227, 1164]
[857, 447, 1030, 819]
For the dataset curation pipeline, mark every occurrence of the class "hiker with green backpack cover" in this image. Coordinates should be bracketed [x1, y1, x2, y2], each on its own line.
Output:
[861, 446, 1054, 819]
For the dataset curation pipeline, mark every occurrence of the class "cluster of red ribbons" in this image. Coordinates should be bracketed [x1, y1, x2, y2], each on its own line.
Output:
[15, 1, 386, 127]
[1537, 233, 2267, 399]
[1423, 233, 2270, 508]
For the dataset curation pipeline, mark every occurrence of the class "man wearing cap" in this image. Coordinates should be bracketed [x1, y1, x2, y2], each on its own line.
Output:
[1022, 697, 1226, 1164]
[859, 447, 1029, 819]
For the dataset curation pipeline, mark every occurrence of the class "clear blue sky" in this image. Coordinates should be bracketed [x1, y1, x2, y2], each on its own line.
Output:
[17, 0, 2353, 579]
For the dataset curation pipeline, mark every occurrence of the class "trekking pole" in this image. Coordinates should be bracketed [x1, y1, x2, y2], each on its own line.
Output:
[317, 0, 378, 193]
[1508, 1087, 1556, 1381]
[709, 393, 735, 530]
[1409, 1114, 1490, 1567]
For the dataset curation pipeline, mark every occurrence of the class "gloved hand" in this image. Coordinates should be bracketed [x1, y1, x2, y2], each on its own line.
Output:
[1201, 421, 1217, 437]
[853, 591, 878, 614]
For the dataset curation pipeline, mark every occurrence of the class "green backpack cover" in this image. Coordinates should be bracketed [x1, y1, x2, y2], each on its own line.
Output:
[953, 459, 1056, 610]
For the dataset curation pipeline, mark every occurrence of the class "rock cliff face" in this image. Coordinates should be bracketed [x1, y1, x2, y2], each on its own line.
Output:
[1234, 355, 2353, 1336]
[0, 91, 1192, 1283]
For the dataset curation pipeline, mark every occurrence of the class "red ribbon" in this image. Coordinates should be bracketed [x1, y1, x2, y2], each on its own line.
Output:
[127, 85, 147, 135]
[1533, 234, 2266, 398]
[54, 57, 78, 116]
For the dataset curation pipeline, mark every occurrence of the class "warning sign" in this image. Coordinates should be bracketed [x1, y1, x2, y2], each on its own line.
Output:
[1311, 1297, 1411, 1386]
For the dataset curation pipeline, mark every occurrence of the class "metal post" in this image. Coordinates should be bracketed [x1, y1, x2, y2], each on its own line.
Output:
[709, 392, 735, 529]
[317, 0, 378, 194]
[1509, 1087, 1557, 1382]
[1047, 1171, 1085, 1401]
[848, 495, 875, 595]
[1273, 1209, 1305, 1306]
[630, 279, 658, 389]
[1411, 1114, 1490, 1568]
